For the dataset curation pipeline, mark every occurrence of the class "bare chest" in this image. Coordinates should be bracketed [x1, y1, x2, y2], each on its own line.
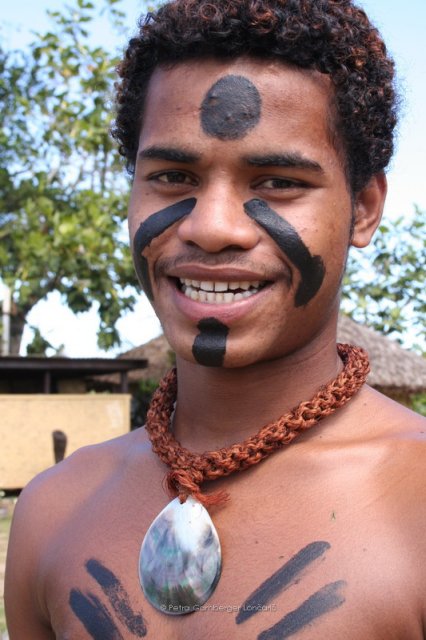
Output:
[42, 478, 422, 640]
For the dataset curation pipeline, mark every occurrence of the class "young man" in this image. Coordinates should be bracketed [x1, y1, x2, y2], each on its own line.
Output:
[5, 1, 426, 638]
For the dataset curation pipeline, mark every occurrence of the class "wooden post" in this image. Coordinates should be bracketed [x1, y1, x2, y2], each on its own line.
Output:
[52, 430, 67, 463]
[120, 371, 128, 393]
[43, 371, 51, 394]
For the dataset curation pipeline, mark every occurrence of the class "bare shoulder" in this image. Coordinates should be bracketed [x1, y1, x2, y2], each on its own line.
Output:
[21, 427, 146, 501]
[4, 428, 151, 636]
[357, 385, 426, 534]
[354, 384, 425, 432]
[11, 426, 154, 545]
[357, 385, 426, 467]
[365, 390, 426, 624]
[337, 386, 426, 531]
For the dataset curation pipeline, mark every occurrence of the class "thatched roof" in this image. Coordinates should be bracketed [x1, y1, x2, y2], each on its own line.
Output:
[337, 315, 426, 393]
[104, 316, 426, 393]
[118, 334, 175, 383]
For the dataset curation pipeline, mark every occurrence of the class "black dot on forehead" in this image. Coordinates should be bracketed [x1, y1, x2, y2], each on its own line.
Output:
[200, 75, 262, 140]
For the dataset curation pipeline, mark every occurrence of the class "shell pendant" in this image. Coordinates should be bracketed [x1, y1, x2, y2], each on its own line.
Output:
[139, 496, 222, 615]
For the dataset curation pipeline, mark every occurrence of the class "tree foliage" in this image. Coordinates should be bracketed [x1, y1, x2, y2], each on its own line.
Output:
[342, 208, 426, 354]
[0, 0, 424, 358]
[0, 0, 138, 354]
[411, 393, 426, 417]
[25, 327, 64, 357]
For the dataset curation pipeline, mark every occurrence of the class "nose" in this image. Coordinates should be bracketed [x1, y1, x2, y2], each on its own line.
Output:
[177, 185, 260, 253]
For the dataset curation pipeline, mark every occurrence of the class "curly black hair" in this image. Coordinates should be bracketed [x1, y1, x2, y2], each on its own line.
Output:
[112, 0, 397, 194]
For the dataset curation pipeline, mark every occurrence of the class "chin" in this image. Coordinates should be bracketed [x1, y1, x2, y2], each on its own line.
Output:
[175, 339, 285, 370]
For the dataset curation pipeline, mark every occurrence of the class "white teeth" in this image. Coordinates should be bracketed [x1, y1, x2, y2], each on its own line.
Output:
[179, 278, 266, 303]
[179, 278, 264, 292]
[183, 286, 263, 304]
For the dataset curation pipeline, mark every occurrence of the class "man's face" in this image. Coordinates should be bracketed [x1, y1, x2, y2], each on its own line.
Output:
[128, 58, 354, 368]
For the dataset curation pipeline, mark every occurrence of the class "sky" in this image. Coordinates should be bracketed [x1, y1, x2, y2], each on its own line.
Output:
[1, 0, 425, 357]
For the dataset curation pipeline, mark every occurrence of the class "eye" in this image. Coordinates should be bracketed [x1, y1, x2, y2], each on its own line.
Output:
[256, 177, 304, 190]
[150, 171, 197, 186]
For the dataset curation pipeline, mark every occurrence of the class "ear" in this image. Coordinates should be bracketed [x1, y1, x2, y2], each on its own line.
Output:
[351, 172, 387, 248]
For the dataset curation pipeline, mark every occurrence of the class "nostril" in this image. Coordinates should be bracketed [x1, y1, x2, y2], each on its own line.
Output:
[176, 196, 261, 254]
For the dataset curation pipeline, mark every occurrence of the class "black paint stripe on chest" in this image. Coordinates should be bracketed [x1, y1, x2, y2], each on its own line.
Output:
[69, 589, 124, 640]
[257, 580, 346, 640]
[236, 541, 330, 624]
[133, 197, 196, 301]
[86, 559, 147, 637]
[244, 199, 325, 306]
[200, 75, 262, 141]
[192, 317, 229, 366]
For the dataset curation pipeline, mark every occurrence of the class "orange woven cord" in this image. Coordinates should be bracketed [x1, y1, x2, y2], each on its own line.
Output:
[145, 343, 370, 507]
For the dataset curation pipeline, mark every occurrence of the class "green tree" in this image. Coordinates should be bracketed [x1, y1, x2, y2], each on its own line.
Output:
[1, 0, 424, 357]
[0, 0, 139, 354]
[25, 327, 64, 357]
[342, 208, 426, 354]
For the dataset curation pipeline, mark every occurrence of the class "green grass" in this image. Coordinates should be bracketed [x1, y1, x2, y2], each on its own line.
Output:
[0, 513, 12, 634]
[0, 516, 11, 537]
[0, 593, 6, 633]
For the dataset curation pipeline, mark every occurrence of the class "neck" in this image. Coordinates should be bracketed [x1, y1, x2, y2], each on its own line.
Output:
[173, 331, 342, 452]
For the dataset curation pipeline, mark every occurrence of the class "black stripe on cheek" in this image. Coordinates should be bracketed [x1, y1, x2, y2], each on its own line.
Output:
[192, 317, 229, 366]
[244, 199, 325, 306]
[200, 75, 262, 140]
[69, 589, 124, 640]
[258, 580, 346, 640]
[86, 560, 147, 637]
[236, 541, 330, 624]
[132, 197, 197, 301]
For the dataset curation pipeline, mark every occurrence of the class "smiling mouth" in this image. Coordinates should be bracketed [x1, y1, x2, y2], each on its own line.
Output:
[177, 278, 269, 304]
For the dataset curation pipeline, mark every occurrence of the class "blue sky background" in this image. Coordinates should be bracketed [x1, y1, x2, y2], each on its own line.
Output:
[1, 0, 425, 356]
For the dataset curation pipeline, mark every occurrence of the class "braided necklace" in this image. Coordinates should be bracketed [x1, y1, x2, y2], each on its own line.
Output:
[139, 343, 369, 615]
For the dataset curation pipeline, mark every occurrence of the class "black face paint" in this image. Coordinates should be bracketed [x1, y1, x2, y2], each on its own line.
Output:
[86, 560, 147, 637]
[258, 580, 346, 640]
[69, 589, 124, 640]
[236, 541, 330, 625]
[244, 199, 325, 306]
[200, 75, 261, 140]
[192, 317, 229, 366]
[133, 198, 197, 301]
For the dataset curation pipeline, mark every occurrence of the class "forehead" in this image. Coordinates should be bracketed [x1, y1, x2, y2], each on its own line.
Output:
[140, 57, 336, 156]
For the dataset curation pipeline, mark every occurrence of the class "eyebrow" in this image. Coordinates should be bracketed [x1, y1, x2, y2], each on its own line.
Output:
[245, 152, 324, 173]
[138, 146, 324, 174]
[138, 146, 201, 164]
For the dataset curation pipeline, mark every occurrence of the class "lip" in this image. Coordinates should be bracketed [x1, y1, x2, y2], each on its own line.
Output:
[167, 264, 273, 283]
[166, 276, 277, 324]
[158, 259, 292, 323]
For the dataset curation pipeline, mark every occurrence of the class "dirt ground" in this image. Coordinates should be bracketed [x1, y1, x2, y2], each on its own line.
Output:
[0, 498, 15, 639]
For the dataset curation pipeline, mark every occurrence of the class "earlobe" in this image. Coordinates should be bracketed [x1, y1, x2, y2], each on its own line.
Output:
[351, 172, 387, 248]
